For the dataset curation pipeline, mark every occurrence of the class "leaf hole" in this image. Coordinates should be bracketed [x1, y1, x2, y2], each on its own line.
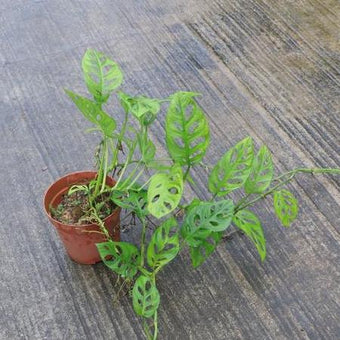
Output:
[194, 214, 201, 226]
[184, 105, 194, 120]
[168, 187, 178, 194]
[188, 121, 199, 134]
[230, 150, 238, 163]
[172, 121, 183, 132]
[190, 137, 205, 149]
[103, 65, 112, 73]
[89, 72, 100, 83]
[174, 138, 185, 148]
[152, 194, 160, 203]
[164, 202, 172, 210]
[163, 244, 173, 251]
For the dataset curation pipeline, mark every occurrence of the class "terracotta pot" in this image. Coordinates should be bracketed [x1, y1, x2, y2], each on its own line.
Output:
[44, 171, 120, 264]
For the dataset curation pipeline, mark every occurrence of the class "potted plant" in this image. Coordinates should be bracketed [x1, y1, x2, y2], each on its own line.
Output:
[44, 49, 340, 338]
[43, 49, 126, 264]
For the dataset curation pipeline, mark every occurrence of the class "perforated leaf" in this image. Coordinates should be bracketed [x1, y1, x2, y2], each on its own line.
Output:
[111, 188, 148, 218]
[147, 165, 183, 219]
[118, 91, 161, 126]
[132, 276, 160, 318]
[147, 217, 179, 270]
[82, 49, 123, 103]
[181, 200, 234, 247]
[185, 198, 200, 214]
[65, 90, 116, 137]
[189, 232, 222, 268]
[165, 91, 210, 166]
[273, 189, 299, 227]
[245, 145, 273, 194]
[209, 137, 254, 196]
[96, 241, 140, 278]
[233, 209, 266, 261]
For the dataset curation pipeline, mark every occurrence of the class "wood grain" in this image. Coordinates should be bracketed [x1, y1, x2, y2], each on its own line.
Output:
[1, 0, 339, 339]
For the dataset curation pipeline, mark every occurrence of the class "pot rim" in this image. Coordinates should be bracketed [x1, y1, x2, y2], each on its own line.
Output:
[43, 170, 119, 228]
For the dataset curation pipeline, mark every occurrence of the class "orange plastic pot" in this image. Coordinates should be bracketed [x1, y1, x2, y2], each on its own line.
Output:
[44, 171, 120, 264]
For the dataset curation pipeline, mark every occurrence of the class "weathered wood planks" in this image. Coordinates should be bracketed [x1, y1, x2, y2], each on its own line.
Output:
[0, 0, 339, 339]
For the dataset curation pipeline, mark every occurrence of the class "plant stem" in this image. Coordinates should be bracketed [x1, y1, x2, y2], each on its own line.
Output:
[210, 193, 218, 202]
[275, 167, 340, 180]
[150, 271, 158, 340]
[94, 139, 105, 198]
[112, 111, 129, 170]
[114, 140, 138, 189]
[91, 208, 111, 241]
[114, 158, 173, 169]
[235, 173, 295, 212]
[183, 165, 191, 182]
[100, 137, 109, 193]
[153, 311, 158, 340]
[140, 218, 147, 268]
[143, 319, 153, 340]
[138, 266, 152, 277]
[108, 138, 117, 171]
[119, 161, 143, 190]
[235, 167, 340, 212]
[126, 167, 145, 190]
[236, 193, 251, 208]
[137, 177, 152, 191]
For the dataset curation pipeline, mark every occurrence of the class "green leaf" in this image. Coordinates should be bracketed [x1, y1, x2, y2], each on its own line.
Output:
[118, 91, 161, 126]
[65, 90, 116, 137]
[165, 91, 210, 166]
[147, 217, 179, 270]
[147, 164, 183, 219]
[209, 137, 254, 196]
[245, 145, 273, 194]
[233, 209, 266, 261]
[96, 241, 140, 278]
[137, 133, 156, 165]
[273, 189, 299, 227]
[189, 232, 222, 268]
[184, 198, 201, 213]
[82, 49, 123, 103]
[132, 275, 160, 318]
[111, 188, 148, 218]
[181, 200, 234, 247]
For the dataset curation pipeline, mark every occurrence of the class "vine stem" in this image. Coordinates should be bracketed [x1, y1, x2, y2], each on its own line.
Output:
[210, 193, 218, 202]
[183, 165, 191, 182]
[90, 208, 111, 241]
[112, 111, 129, 167]
[153, 311, 158, 340]
[143, 319, 153, 340]
[94, 139, 105, 198]
[235, 167, 340, 213]
[113, 141, 137, 188]
[140, 218, 147, 268]
[150, 272, 158, 340]
[100, 137, 109, 193]
[124, 164, 144, 190]
[273, 167, 340, 181]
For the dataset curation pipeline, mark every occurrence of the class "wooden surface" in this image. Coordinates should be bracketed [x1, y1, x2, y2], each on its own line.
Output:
[1, 0, 340, 339]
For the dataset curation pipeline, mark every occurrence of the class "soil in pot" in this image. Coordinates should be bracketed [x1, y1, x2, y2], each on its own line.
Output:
[44, 171, 120, 265]
[50, 190, 116, 225]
